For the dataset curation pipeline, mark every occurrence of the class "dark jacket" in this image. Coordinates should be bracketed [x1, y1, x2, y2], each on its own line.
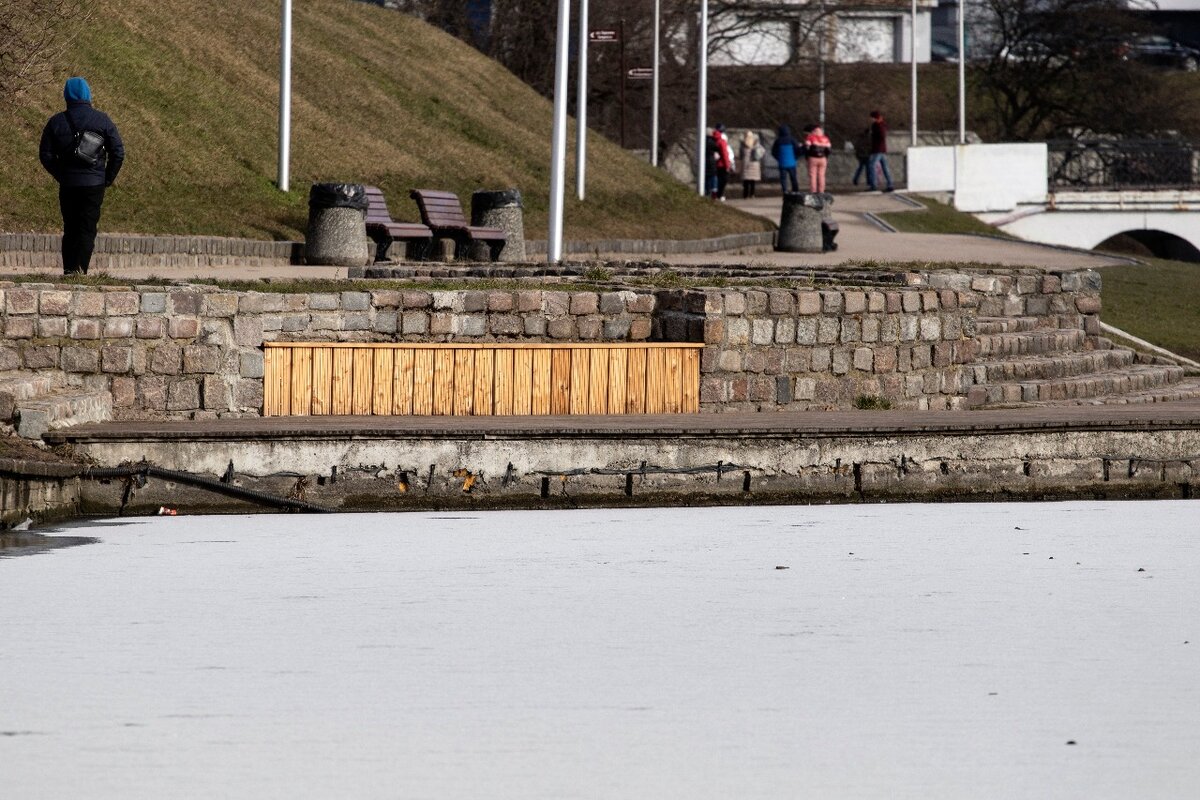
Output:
[870, 119, 888, 155]
[39, 101, 125, 187]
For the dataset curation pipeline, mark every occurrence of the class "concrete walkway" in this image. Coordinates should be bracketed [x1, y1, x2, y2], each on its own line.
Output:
[655, 191, 1129, 271]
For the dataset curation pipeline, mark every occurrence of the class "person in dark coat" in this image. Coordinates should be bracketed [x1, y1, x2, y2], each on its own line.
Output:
[771, 125, 800, 193]
[39, 77, 125, 275]
[867, 110, 894, 193]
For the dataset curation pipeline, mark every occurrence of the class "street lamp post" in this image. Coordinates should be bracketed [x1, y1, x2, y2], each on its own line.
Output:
[697, 0, 708, 195]
[278, 0, 292, 192]
[548, 0, 572, 263]
[651, 0, 661, 166]
[577, 0, 588, 201]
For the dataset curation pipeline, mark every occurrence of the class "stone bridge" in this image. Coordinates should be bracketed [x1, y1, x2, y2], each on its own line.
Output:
[908, 143, 1200, 261]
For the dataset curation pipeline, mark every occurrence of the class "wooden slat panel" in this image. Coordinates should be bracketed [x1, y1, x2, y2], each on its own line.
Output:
[332, 348, 354, 415]
[412, 349, 434, 415]
[681, 347, 700, 413]
[493, 349, 514, 415]
[311, 347, 333, 415]
[663, 348, 683, 414]
[607, 348, 628, 415]
[373, 349, 394, 415]
[587, 348, 609, 414]
[352, 348, 374, 415]
[432, 349, 456, 415]
[531, 350, 552, 415]
[274, 348, 293, 416]
[551, 349, 572, 415]
[645, 347, 667, 414]
[268, 341, 699, 351]
[262, 347, 279, 417]
[625, 347, 647, 414]
[473, 349, 494, 415]
[290, 347, 313, 416]
[453, 349, 475, 415]
[392, 349, 415, 415]
[569, 347, 590, 415]
[515, 349, 536, 415]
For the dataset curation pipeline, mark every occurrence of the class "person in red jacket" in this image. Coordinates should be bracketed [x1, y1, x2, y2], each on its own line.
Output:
[710, 124, 735, 200]
[804, 125, 832, 193]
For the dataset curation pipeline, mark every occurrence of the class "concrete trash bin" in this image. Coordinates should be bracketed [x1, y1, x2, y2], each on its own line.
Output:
[306, 183, 370, 266]
[471, 188, 524, 262]
[776, 192, 829, 253]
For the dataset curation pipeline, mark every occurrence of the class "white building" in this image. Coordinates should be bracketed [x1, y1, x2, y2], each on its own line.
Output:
[709, 0, 938, 66]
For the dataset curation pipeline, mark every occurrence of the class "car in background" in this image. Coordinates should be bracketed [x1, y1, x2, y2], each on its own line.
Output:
[1120, 35, 1200, 71]
[930, 39, 958, 63]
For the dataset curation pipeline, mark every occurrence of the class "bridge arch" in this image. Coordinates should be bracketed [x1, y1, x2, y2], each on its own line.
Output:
[1095, 230, 1200, 262]
[995, 207, 1200, 261]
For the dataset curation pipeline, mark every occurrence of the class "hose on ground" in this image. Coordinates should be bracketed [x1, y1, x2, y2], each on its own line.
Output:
[81, 463, 333, 514]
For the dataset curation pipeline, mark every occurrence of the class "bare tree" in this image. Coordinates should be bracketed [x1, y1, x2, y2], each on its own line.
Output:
[0, 0, 92, 103]
[971, 0, 1182, 140]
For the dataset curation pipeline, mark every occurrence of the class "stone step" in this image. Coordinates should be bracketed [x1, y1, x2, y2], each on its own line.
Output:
[982, 378, 1200, 408]
[970, 348, 1136, 384]
[974, 316, 1043, 335]
[975, 328, 1088, 358]
[968, 364, 1186, 408]
[0, 372, 67, 422]
[15, 388, 113, 439]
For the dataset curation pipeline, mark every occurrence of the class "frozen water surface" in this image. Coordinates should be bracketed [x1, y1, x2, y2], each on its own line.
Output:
[2, 501, 1198, 799]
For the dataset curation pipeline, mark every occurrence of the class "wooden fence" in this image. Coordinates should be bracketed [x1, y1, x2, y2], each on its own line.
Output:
[262, 342, 704, 417]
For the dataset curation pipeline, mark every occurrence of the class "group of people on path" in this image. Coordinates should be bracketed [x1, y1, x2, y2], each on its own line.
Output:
[709, 109, 893, 199]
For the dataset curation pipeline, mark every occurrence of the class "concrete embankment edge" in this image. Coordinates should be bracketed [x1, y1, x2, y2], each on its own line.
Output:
[43, 416, 1200, 514]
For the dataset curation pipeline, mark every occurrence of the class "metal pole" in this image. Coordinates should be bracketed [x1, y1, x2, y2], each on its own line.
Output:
[619, 18, 626, 149]
[697, 0, 708, 195]
[278, 0, 292, 192]
[548, 0, 571, 263]
[957, 0, 966, 144]
[911, 0, 918, 149]
[576, 0, 588, 201]
[818, 0, 826, 127]
[651, 0, 661, 166]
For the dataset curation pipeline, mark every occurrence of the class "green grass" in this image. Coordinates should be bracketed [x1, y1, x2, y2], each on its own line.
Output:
[877, 196, 1013, 238]
[0, 0, 770, 243]
[1098, 257, 1200, 361]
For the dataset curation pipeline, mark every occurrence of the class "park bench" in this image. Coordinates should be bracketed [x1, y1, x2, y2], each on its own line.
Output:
[410, 189, 506, 261]
[363, 186, 432, 262]
[263, 341, 702, 417]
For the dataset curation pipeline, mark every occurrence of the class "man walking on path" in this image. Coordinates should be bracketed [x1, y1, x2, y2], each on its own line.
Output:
[866, 110, 894, 193]
[39, 77, 125, 275]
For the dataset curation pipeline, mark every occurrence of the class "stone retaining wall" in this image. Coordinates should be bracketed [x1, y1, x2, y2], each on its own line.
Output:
[0, 233, 302, 270]
[0, 266, 1102, 419]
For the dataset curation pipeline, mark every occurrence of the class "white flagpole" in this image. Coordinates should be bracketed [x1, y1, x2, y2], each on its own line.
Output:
[548, 0, 572, 262]
[577, 0, 588, 200]
[697, 0, 708, 195]
[911, 0, 918, 149]
[957, 0, 966, 144]
[278, 0, 292, 192]
[651, 0, 661, 166]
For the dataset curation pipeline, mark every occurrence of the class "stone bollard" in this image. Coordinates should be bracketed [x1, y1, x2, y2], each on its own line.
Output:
[305, 183, 370, 266]
[776, 192, 829, 253]
[471, 189, 525, 262]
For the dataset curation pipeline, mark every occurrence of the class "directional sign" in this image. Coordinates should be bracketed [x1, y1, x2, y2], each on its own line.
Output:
[589, 29, 619, 43]
[627, 67, 654, 80]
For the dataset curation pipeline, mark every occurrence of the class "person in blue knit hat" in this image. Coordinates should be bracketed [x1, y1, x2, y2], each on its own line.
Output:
[38, 77, 125, 275]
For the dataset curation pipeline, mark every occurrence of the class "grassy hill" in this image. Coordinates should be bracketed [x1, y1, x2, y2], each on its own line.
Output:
[0, 0, 768, 242]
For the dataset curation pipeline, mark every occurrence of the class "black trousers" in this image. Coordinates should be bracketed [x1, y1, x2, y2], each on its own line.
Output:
[59, 184, 106, 275]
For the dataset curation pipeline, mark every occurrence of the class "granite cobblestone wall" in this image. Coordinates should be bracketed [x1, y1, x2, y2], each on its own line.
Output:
[0, 267, 1102, 419]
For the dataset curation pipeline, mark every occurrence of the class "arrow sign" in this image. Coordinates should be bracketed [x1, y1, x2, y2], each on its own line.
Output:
[627, 67, 653, 80]
[589, 29, 619, 42]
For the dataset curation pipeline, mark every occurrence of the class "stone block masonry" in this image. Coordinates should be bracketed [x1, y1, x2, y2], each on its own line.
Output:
[0, 266, 1103, 420]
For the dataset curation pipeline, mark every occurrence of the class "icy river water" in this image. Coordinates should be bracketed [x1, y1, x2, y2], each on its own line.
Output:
[2, 501, 1198, 799]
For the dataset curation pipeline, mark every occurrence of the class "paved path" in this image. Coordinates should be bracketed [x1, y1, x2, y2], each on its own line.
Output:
[654, 191, 1129, 271]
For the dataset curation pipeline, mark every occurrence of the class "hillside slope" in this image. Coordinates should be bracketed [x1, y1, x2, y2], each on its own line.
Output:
[0, 0, 767, 241]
